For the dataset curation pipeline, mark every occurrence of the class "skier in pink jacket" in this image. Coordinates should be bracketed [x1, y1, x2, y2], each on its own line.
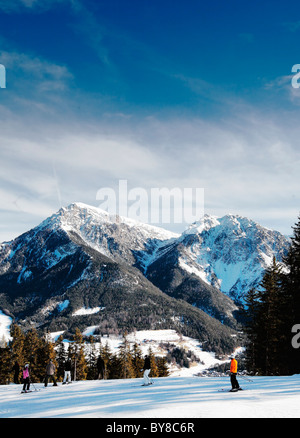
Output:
[22, 364, 30, 393]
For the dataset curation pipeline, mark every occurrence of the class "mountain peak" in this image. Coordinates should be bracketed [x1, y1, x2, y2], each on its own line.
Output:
[183, 212, 270, 237]
[184, 214, 220, 235]
[50, 202, 179, 238]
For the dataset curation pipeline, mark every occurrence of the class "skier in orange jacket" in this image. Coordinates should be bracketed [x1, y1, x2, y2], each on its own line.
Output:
[229, 355, 241, 392]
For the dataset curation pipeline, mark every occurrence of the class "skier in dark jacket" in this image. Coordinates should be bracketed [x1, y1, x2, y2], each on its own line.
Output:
[142, 355, 151, 386]
[62, 359, 72, 384]
[97, 355, 105, 380]
[12, 361, 20, 384]
[44, 359, 58, 387]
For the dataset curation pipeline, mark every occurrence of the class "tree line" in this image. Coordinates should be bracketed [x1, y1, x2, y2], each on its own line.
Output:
[0, 326, 169, 384]
[244, 214, 300, 375]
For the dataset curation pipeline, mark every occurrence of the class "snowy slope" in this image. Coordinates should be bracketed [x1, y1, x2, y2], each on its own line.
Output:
[1, 375, 300, 418]
[80, 328, 230, 376]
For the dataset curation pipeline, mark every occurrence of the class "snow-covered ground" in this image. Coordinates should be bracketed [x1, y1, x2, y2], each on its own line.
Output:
[0, 310, 12, 344]
[1, 375, 300, 418]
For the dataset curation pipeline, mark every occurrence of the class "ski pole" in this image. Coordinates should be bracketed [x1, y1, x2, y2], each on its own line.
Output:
[30, 379, 40, 391]
[238, 374, 253, 382]
[30, 381, 38, 391]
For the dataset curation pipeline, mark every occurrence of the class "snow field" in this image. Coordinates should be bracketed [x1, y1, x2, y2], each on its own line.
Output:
[1, 375, 300, 418]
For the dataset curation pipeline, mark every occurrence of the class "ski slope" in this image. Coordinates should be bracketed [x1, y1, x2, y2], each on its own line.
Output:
[1, 375, 300, 418]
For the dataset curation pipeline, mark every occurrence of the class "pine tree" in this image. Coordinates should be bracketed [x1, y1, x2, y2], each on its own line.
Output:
[72, 328, 87, 381]
[34, 335, 52, 381]
[55, 335, 67, 381]
[156, 356, 169, 377]
[131, 342, 144, 378]
[76, 347, 88, 380]
[257, 256, 284, 374]
[118, 333, 135, 379]
[0, 346, 12, 384]
[244, 288, 261, 373]
[86, 336, 98, 380]
[284, 215, 300, 319]
[282, 214, 300, 373]
[23, 329, 42, 382]
[108, 353, 122, 379]
[9, 323, 25, 366]
[244, 256, 290, 375]
[148, 347, 159, 377]
[43, 331, 57, 362]
[101, 341, 113, 379]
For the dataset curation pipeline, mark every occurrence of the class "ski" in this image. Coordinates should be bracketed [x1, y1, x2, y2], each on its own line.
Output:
[218, 388, 244, 392]
[131, 382, 154, 388]
[141, 381, 154, 386]
[20, 390, 34, 393]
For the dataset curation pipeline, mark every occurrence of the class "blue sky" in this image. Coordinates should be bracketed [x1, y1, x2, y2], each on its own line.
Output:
[0, 0, 300, 240]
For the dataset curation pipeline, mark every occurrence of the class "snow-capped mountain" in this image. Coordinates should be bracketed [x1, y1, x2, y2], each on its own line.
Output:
[0, 202, 290, 354]
[0, 203, 238, 355]
[145, 213, 289, 306]
[178, 214, 289, 303]
[37, 202, 179, 268]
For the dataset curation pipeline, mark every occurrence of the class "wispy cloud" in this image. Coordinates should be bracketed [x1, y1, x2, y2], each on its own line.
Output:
[0, 94, 299, 240]
[264, 72, 300, 104]
[0, 50, 73, 88]
[0, 2, 299, 240]
[68, 0, 111, 67]
[0, 0, 112, 68]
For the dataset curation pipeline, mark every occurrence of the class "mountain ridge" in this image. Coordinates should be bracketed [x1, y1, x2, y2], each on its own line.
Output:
[0, 202, 290, 355]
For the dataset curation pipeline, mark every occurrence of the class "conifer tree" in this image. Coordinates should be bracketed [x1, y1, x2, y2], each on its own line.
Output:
[9, 323, 25, 366]
[282, 214, 300, 373]
[244, 288, 261, 373]
[33, 335, 52, 381]
[156, 356, 169, 377]
[72, 328, 87, 381]
[55, 335, 67, 381]
[244, 256, 291, 375]
[0, 346, 11, 384]
[44, 333, 57, 363]
[283, 215, 300, 319]
[257, 256, 284, 374]
[118, 333, 135, 379]
[131, 342, 144, 378]
[23, 329, 42, 381]
[86, 336, 98, 380]
[148, 347, 159, 377]
[76, 347, 88, 380]
[108, 353, 122, 379]
[101, 341, 113, 379]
